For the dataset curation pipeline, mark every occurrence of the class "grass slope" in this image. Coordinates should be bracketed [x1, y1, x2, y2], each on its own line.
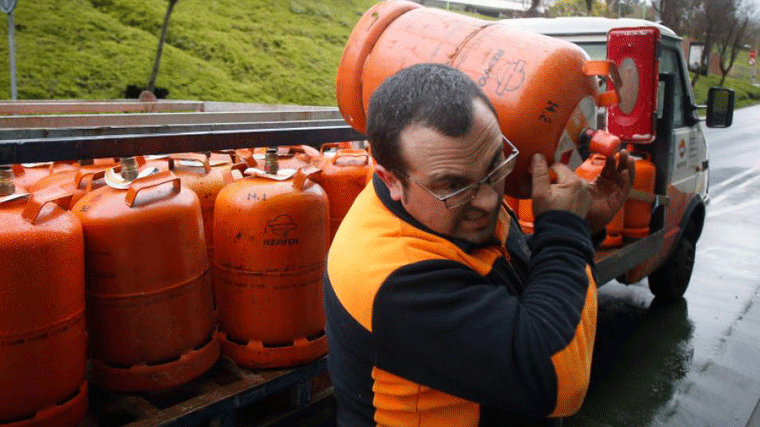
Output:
[0, 0, 757, 107]
[0, 0, 377, 104]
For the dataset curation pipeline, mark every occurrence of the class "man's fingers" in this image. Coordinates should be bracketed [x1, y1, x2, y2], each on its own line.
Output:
[531, 154, 550, 198]
[550, 162, 577, 184]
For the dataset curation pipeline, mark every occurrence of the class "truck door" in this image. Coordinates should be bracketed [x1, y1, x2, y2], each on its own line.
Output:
[658, 44, 707, 198]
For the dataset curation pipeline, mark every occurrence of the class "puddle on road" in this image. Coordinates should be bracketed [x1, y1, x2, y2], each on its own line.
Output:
[566, 287, 695, 427]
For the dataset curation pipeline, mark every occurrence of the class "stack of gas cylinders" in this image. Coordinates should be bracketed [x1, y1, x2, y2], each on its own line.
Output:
[0, 143, 373, 426]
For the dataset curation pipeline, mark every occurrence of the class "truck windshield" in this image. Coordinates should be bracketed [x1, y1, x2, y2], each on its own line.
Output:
[575, 43, 607, 60]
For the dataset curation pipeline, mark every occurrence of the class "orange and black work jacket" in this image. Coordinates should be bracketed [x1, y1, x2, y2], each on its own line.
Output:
[324, 175, 598, 427]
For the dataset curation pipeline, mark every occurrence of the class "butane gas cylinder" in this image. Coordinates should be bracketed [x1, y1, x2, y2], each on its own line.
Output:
[72, 158, 219, 392]
[623, 151, 656, 239]
[167, 153, 247, 302]
[312, 147, 373, 244]
[214, 156, 329, 368]
[13, 162, 77, 190]
[336, 0, 622, 197]
[575, 154, 624, 248]
[0, 168, 88, 427]
[29, 160, 119, 209]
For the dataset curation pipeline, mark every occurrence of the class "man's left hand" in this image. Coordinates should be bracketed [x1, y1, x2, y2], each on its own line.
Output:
[586, 149, 635, 235]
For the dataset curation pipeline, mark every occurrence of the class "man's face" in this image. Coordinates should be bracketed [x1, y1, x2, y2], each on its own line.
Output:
[390, 99, 506, 244]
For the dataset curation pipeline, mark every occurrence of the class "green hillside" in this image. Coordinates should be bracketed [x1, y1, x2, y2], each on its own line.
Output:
[0, 0, 757, 107]
[0, 0, 377, 104]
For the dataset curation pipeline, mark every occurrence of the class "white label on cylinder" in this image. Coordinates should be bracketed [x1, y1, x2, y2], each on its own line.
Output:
[554, 96, 597, 170]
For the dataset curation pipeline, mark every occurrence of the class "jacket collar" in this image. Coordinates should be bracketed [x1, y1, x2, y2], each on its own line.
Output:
[372, 173, 503, 253]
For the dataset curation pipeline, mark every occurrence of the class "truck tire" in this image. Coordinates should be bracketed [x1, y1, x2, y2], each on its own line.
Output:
[648, 235, 695, 301]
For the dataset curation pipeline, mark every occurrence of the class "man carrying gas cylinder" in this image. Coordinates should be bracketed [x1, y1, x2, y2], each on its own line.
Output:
[324, 63, 634, 426]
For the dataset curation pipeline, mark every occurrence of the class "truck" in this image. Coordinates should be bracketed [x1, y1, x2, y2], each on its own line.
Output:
[499, 16, 734, 301]
[0, 5, 734, 427]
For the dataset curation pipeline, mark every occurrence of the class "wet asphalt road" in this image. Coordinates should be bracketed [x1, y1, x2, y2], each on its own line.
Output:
[566, 104, 760, 427]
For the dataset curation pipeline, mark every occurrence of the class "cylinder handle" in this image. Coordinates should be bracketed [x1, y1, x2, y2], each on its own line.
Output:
[223, 162, 249, 183]
[332, 149, 370, 165]
[74, 165, 112, 189]
[125, 171, 182, 207]
[292, 166, 321, 191]
[21, 187, 73, 225]
[168, 153, 212, 173]
[320, 142, 352, 155]
[583, 60, 622, 107]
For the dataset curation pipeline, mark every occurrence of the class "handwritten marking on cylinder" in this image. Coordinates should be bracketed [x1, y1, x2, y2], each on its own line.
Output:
[246, 192, 267, 201]
[495, 59, 526, 95]
[539, 100, 561, 124]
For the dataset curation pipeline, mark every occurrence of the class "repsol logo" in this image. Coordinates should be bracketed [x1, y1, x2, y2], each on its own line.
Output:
[264, 238, 299, 246]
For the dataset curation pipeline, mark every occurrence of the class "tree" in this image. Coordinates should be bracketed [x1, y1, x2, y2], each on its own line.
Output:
[526, 0, 542, 17]
[546, 0, 606, 17]
[148, 0, 180, 93]
[689, 0, 753, 86]
[716, 2, 752, 85]
[652, 0, 698, 35]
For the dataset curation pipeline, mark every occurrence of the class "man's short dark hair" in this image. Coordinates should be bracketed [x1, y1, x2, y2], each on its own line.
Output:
[366, 63, 497, 182]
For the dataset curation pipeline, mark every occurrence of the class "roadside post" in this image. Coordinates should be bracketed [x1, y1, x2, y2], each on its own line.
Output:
[749, 49, 757, 86]
[0, 0, 18, 100]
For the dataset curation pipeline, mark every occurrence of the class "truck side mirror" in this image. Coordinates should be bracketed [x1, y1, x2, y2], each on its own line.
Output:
[705, 87, 734, 128]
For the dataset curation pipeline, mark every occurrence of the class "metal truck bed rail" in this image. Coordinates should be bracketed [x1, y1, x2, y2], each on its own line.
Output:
[0, 119, 364, 164]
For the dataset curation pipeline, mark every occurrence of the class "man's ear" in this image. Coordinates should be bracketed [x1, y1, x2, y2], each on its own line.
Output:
[374, 164, 405, 201]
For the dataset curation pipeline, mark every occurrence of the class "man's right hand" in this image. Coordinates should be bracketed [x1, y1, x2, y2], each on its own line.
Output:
[531, 153, 591, 220]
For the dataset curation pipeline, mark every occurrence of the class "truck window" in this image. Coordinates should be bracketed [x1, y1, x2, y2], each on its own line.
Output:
[576, 42, 607, 60]
[657, 47, 686, 128]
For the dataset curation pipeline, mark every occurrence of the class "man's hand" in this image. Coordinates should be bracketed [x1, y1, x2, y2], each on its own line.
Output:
[531, 153, 591, 219]
[585, 149, 635, 235]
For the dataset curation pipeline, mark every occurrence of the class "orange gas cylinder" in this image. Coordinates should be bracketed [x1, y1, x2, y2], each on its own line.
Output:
[214, 158, 329, 369]
[12, 162, 77, 190]
[72, 159, 219, 392]
[0, 170, 88, 427]
[311, 148, 373, 244]
[575, 154, 624, 248]
[517, 198, 534, 234]
[29, 161, 118, 209]
[623, 151, 656, 238]
[167, 153, 247, 301]
[336, 0, 621, 197]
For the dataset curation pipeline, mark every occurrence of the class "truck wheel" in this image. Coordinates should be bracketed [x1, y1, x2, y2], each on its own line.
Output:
[648, 236, 695, 301]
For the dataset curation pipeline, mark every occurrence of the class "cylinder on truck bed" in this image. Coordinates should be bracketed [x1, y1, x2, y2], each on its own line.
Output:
[214, 157, 329, 369]
[0, 170, 88, 427]
[312, 145, 373, 245]
[72, 158, 220, 393]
